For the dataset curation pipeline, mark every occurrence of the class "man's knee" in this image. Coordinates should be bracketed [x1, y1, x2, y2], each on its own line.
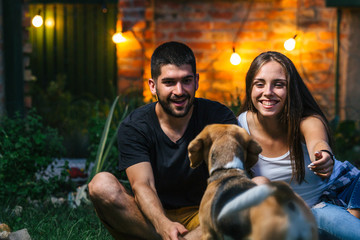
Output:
[88, 172, 126, 203]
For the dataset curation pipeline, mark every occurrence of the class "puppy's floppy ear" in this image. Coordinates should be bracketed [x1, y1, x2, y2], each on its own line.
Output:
[188, 136, 205, 169]
[245, 139, 262, 170]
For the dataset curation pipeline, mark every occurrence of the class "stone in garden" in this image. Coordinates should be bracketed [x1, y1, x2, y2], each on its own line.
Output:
[51, 196, 66, 206]
[0, 231, 10, 240]
[12, 206, 23, 217]
[8, 229, 31, 240]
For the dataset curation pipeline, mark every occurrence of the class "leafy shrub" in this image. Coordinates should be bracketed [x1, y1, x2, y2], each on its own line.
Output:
[31, 75, 98, 158]
[332, 120, 360, 167]
[0, 109, 68, 202]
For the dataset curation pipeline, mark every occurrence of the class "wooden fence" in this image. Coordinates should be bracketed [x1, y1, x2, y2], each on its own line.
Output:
[29, 2, 118, 100]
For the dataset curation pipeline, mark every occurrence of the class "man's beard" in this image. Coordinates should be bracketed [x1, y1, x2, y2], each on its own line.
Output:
[157, 93, 195, 118]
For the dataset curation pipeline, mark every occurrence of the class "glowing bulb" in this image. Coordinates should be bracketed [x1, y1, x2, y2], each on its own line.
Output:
[230, 52, 241, 65]
[32, 15, 43, 28]
[284, 38, 296, 51]
[112, 32, 126, 44]
[45, 18, 55, 28]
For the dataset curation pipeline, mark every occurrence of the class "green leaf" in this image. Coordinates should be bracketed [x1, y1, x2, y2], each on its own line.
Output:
[89, 96, 120, 181]
[99, 105, 128, 172]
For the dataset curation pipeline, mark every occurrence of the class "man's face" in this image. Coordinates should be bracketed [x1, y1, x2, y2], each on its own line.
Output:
[149, 64, 199, 118]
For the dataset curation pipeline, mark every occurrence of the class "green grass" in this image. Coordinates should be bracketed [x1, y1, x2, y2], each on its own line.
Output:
[0, 200, 112, 240]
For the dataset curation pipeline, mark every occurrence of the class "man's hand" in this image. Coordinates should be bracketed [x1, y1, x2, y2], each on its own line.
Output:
[308, 151, 334, 178]
[157, 220, 188, 240]
[127, 163, 188, 239]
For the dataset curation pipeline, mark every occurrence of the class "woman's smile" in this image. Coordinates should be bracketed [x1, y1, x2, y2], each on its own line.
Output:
[251, 61, 287, 117]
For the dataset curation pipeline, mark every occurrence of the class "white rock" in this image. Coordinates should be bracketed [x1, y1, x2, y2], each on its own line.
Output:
[0, 231, 10, 240]
[9, 229, 31, 240]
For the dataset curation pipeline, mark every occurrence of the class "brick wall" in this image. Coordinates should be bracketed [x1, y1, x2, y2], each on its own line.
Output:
[116, 0, 356, 120]
[0, 0, 5, 116]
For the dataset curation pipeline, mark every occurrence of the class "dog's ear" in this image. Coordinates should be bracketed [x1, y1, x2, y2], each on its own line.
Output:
[188, 136, 205, 169]
[245, 139, 262, 169]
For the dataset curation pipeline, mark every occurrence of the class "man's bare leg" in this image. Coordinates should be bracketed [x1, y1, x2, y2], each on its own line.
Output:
[88, 172, 161, 240]
[181, 226, 202, 240]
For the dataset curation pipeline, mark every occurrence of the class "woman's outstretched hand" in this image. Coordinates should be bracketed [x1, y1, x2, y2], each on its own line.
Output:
[308, 151, 334, 178]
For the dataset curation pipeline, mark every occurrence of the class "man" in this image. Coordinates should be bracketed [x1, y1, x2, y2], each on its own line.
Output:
[88, 41, 237, 240]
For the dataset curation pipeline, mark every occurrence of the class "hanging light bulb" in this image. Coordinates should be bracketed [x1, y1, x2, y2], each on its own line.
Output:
[112, 32, 126, 44]
[32, 15, 43, 28]
[45, 18, 55, 28]
[284, 34, 297, 51]
[32, 10, 43, 28]
[230, 48, 241, 66]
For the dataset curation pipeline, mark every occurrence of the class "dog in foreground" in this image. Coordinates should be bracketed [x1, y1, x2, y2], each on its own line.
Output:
[188, 124, 318, 240]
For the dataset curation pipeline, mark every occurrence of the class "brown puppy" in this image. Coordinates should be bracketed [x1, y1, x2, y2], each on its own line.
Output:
[188, 124, 318, 240]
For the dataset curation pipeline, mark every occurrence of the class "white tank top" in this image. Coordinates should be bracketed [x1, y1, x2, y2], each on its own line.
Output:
[238, 111, 328, 206]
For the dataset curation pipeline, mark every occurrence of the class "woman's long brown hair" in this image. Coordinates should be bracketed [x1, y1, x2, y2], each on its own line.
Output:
[240, 51, 333, 183]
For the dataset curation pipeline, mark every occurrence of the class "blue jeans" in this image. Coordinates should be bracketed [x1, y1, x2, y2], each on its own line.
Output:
[312, 202, 360, 240]
[311, 173, 360, 240]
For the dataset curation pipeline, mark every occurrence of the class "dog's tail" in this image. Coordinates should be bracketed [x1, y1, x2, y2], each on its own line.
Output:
[217, 184, 275, 222]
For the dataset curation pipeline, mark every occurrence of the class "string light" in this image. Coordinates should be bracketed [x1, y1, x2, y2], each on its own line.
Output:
[229, 1, 253, 65]
[230, 48, 241, 66]
[284, 34, 297, 51]
[45, 18, 55, 28]
[32, 11, 43, 28]
[112, 32, 126, 44]
[112, 6, 127, 45]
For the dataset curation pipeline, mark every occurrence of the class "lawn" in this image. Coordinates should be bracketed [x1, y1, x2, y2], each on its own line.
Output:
[0, 199, 112, 240]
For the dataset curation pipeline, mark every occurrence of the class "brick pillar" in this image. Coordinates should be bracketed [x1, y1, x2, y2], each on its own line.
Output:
[116, 0, 153, 98]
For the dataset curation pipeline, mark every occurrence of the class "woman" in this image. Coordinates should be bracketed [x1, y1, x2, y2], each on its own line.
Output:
[238, 51, 360, 239]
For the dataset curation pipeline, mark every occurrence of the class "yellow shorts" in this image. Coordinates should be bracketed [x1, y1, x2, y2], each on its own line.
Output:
[165, 206, 200, 231]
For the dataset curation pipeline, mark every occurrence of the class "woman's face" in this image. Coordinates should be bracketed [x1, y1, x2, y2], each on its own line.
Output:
[251, 60, 287, 118]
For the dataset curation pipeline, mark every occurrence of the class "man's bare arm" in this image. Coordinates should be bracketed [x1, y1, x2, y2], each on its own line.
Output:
[126, 162, 188, 240]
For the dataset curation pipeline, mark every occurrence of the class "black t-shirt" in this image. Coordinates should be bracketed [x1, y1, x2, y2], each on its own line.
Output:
[118, 98, 237, 209]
